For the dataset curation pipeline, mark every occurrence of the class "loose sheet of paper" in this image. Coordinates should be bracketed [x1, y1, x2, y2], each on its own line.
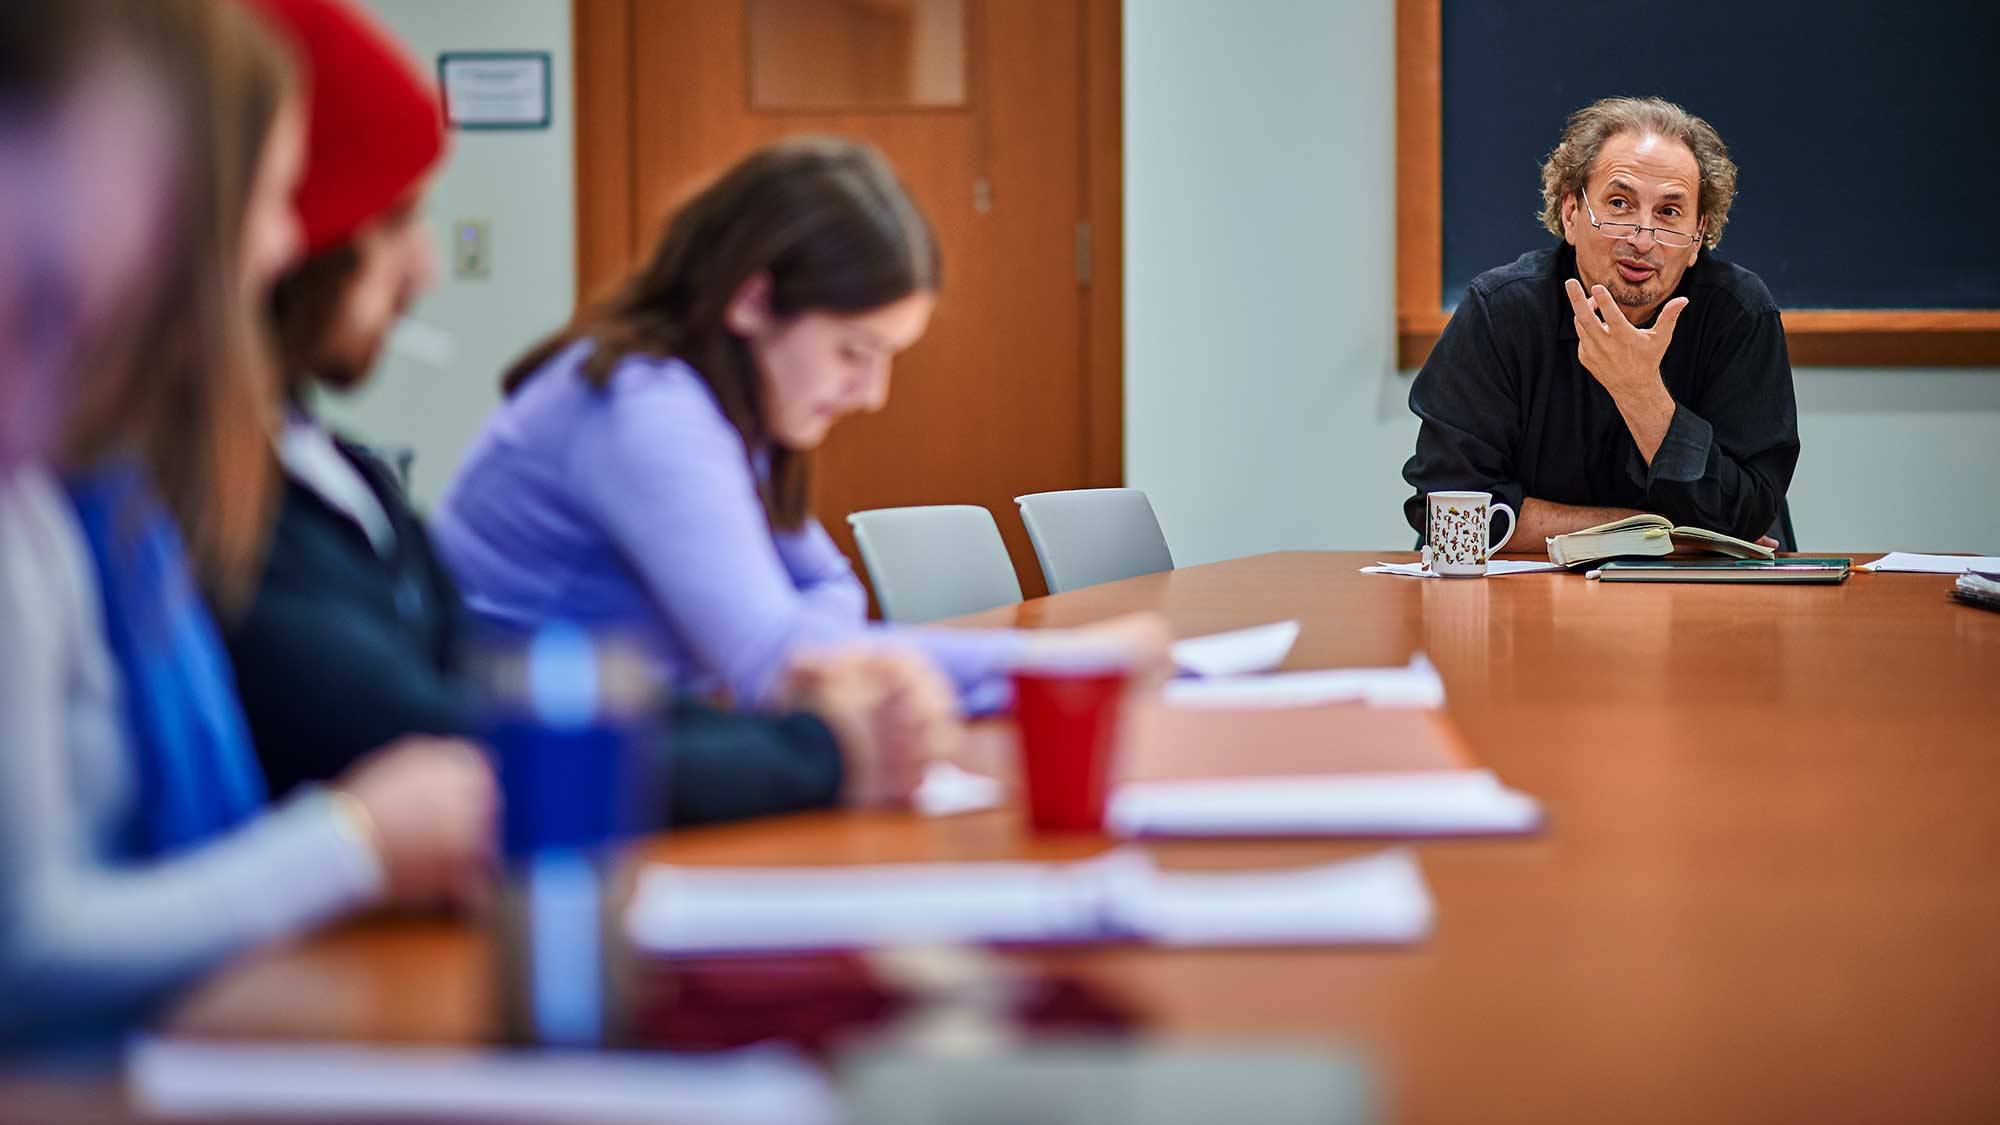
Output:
[1171, 620, 1301, 677]
[1106, 848, 1433, 947]
[1162, 654, 1445, 710]
[626, 849, 1433, 954]
[1109, 768, 1543, 838]
[1857, 552, 2000, 574]
[1361, 560, 1567, 579]
[914, 760, 1004, 817]
[628, 858, 1107, 954]
[129, 1037, 839, 1125]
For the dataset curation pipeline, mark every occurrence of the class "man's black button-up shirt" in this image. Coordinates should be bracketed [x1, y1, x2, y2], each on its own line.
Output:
[1402, 243, 1800, 544]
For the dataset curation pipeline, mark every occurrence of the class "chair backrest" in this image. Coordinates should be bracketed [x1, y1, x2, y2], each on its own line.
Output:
[846, 505, 1023, 624]
[1770, 497, 1797, 553]
[1014, 488, 1174, 594]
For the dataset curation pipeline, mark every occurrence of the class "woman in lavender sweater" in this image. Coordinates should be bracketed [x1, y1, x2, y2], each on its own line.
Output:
[434, 139, 1161, 713]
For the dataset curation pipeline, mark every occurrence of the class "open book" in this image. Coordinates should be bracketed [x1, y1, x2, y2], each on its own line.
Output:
[1546, 513, 1774, 568]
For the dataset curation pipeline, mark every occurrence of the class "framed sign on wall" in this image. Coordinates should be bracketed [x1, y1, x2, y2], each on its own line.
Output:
[438, 51, 552, 130]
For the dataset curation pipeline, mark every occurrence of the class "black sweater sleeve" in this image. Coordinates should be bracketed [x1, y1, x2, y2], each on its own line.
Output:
[227, 572, 475, 796]
[650, 698, 844, 828]
[229, 472, 845, 823]
[1625, 308, 1799, 540]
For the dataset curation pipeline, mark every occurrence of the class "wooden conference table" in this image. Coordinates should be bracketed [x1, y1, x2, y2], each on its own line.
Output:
[162, 550, 2000, 1124]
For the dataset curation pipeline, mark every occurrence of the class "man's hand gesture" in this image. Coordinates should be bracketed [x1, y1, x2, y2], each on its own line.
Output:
[1565, 278, 1687, 401]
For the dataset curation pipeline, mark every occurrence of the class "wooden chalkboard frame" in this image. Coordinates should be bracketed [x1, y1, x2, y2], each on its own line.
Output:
[1394, 0, 2000, 370]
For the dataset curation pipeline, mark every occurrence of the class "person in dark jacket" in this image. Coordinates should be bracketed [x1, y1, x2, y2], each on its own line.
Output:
[225, 0, 954, 826]
[1401, 96, 1798, 548]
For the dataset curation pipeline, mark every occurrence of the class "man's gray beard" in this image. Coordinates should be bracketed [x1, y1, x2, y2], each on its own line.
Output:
[1610, 280, 1656, 311]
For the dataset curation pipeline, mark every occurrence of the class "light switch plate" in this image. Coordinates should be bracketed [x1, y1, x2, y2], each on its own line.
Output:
[452, 219, 491, 279]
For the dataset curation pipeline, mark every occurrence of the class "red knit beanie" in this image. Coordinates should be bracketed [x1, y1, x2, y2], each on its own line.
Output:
[244, 0, 444, 254]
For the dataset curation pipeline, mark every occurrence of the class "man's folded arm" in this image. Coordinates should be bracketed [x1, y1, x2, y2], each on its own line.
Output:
[1625, 309, 1798, 540]
[1514, 499, 1647, 548]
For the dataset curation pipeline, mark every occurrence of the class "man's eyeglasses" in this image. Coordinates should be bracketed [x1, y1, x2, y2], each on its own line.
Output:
[1579, 195, 1702, 250]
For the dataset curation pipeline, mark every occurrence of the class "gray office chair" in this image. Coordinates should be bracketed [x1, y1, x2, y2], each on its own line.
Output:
[846, 505, 1024, 624]
[1014, 488, 1175, 594]
[1770, 498, 1797, 553]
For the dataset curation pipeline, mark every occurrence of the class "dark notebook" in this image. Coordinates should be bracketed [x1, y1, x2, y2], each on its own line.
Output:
[1595, 557, 1852, 584]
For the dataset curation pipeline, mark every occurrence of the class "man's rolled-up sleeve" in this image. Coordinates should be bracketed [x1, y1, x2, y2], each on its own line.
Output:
[1626, 308, 1799, 541]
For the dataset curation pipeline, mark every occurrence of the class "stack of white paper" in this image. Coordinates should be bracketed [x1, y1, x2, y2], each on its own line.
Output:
[1162, 654, 1445, 709]
[625, 849, 1432, 955]
[129, 1037, 839, 1124]
[1103, 849, 1433, 947]
[1108, 769, 1543, 838]
[1857, 552, 2000, 574]
[628, 860, 1105, 953]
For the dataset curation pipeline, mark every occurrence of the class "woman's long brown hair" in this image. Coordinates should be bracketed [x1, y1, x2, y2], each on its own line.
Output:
[500, 136, 939, 530]
[58, 0, 292, 611]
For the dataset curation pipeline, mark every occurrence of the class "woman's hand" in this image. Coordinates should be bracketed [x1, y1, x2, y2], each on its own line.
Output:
[782, 647, 965, 808]
[334, 737, 498, 911]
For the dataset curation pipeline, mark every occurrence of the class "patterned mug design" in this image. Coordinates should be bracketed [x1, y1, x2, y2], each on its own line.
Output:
[1425, 492, 1516, 577]
[1430, 504, 1490, 567]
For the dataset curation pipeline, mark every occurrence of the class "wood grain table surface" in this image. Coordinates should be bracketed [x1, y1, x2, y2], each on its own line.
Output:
[149, 550, 2000, 1124]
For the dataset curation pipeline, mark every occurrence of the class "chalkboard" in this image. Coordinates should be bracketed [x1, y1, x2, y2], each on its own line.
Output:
[1440, 0, 2000, 311]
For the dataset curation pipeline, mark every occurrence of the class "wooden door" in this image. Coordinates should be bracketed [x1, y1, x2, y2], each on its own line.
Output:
[574, 0, 1124, 602]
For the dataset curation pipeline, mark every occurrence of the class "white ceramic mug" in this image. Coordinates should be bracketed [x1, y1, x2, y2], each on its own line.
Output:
[1423, 491, 1516, 577]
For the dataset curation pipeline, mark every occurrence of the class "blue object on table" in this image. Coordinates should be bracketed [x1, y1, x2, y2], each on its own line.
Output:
[484, 623, 647, 861]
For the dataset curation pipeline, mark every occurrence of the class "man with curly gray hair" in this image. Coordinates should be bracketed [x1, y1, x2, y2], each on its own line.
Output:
[1402, 96, 1799, 548]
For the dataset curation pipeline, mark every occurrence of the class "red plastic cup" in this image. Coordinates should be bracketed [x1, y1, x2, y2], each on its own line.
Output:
[1011, 645, 1133, 833]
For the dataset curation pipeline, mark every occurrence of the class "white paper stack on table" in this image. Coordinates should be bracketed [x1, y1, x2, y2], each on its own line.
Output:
[920, 618, 1330, 819]
[931, 617, 1540, 840]
[625, 848, 1433, 956]
[1857, 552, 2000, 574]
[129, 1037, 839, 1124]
[1108, 699, 1541, 839]
[921, 686, 1539, 838]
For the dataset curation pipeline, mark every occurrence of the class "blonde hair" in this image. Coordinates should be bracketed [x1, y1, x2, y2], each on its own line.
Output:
[1538, 96, 1738, 250]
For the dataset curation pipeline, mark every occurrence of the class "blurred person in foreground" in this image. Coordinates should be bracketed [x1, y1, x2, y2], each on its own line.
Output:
[0, 0, 492, 1044]
[226, 0, 954, 824]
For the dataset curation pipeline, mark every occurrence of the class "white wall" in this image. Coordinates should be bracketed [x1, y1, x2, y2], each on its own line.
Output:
[318, 0, 577, 510]
[1125, 0, 1412, 565]
[1124, 0, 2000, 562]
[1791, 369, 2000, 552]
